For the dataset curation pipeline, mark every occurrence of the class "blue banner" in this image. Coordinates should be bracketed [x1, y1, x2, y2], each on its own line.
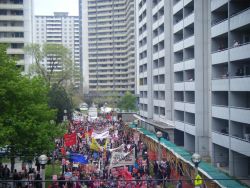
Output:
[69, 153, 88, 164]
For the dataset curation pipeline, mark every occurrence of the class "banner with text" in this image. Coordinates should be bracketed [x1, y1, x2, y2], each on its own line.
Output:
[110, 148, 135, 168]
[64, 133, 77, 147]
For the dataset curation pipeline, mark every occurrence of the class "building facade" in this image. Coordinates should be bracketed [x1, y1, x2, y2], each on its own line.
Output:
[137, 0, 250, 178]
[0, 0, 33, 73]
[79, 0, 136, 95]
[34, 12, 80, 88]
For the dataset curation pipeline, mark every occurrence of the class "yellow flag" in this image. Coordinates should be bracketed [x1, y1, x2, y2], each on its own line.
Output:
[104, 138, 109, 149]
[90, 138, 101, 151]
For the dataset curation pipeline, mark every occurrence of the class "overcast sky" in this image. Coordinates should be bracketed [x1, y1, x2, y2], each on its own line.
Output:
[34, 0, 79, 16]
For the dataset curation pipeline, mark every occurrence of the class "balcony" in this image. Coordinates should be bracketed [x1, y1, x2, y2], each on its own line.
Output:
[174, 101, 185, 111]
[0, 26, 24, 32]
[184, 0, 192, 6]
[212, 131, 229, 148]
[185, 103, 195, 113]
[174, 61, 184, 72]
[153, 83, 165, 90]
[230, 107, 250, 124]
[158, 32, 165, 42]
[211, 19, 228, 38]
[212, 49, 228, 65]
[184, 12, 194, 28]
[153, 52, 159, 60]
[230, 136, 250, 156]
[230, 43, 250, 62]
[211, 0, 227, 11]
[185, 123, 195, 135]
[6, 48, 24, 54]
[153, 36, 159, 46]
[230, 77, 250, 91]
[212, 79, 229, 91]
[0, 37, 24, 43]
[175, 120, 185, 131]
[174, 82, 184, 91]
[174, 40, 183, 52]
[158, 48, 165, 58]
[212, 106, 229, 119]
[0, 15, 24, 21]
[152, 0, 164, 15]
[184, 58, 195, 70]
[184, 81, 195, 90]
[230, 8, 250, 31]
[174, 20, 184, 33]
[183, 35, 194, 48]
[0, 3, 23, 10]
[173, 0, 183, 15]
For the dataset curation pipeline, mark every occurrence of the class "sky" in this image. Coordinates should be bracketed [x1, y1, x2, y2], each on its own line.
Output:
[34, 0, 79, 16]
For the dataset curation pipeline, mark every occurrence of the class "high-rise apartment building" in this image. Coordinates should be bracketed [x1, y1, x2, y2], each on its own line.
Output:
[79, 0, 136, 95]
[34, 12, 80, 88]
[137, 0, 250, 178]
[0, 0, 33, 73]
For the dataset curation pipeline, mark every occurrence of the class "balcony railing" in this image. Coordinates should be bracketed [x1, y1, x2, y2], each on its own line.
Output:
[230, 7, 250, 18]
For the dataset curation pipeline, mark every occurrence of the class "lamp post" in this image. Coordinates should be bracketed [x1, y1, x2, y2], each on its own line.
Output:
[191, 153, 201, 173]
[38, 154, 48, 188]
[191, 153, 201, 187]
[156, 131, 163, 162]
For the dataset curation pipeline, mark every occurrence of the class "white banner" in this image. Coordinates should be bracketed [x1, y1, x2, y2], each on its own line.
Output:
[92, 130, 109, 139]
[110, 148, 135, 168]
[109, 144, 124, 152]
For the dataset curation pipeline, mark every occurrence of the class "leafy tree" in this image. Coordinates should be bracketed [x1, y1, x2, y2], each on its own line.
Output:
[0, 45, 63, 171]
[48, 84, 73, 123]
[92, 92, 120, 107]
[117, 91, 137, 111]
[25, 43, 74, 87]
[25, 43, 76, 121]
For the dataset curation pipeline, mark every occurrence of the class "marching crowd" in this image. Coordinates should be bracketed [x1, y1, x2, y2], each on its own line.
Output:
[0, 113, 183, 188]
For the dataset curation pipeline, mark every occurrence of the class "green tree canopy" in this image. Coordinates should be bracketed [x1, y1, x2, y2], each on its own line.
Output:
[117, 91, 137, 111]
[0, 45, 63, 170]
[48, 84, 73, 123]
[25, 43, 76, 122]
[25, 43, 73, 87]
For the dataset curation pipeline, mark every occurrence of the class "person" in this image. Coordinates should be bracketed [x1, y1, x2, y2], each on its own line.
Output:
[58, 174, 65, 188]
[3, 165, 10, 179]
[233, 40, 239, 47]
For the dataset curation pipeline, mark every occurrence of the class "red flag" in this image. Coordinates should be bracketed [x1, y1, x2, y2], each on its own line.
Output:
[119, 169, 133, 180]
[61, 147, 66, 156]
[64, 133, 77, 146]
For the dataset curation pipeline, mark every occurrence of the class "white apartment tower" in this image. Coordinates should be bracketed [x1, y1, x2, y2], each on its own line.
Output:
[80, 0, 136, 95]
[34, 12, 80, 88]
[137, 0, 250, 178]
[0, 0, 33, 72]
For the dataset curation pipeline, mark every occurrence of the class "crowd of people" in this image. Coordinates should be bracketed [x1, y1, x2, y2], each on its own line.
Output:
[0, 112, 185, 188]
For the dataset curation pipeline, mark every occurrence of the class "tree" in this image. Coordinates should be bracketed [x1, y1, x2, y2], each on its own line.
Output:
[0, 45, 63, 171]
[92, 92, 120, 108]
[25, 43, 74, 87]
[117, 91, 137, 111]
[25, 43, 76, 122]
[48, 84, 73, 123]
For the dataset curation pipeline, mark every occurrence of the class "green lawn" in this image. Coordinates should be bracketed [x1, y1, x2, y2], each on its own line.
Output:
[45, 161, 62, 187]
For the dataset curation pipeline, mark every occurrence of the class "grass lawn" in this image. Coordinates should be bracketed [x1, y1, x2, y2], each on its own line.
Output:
[45, 161, 62, 187]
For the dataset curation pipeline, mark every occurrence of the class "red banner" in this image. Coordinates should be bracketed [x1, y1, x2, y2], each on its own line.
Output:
[64, 133, 77, 147]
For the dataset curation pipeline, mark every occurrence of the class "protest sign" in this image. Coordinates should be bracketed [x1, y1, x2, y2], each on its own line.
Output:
[64, 133, 77, 146]
[110, 148, 135, 168]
